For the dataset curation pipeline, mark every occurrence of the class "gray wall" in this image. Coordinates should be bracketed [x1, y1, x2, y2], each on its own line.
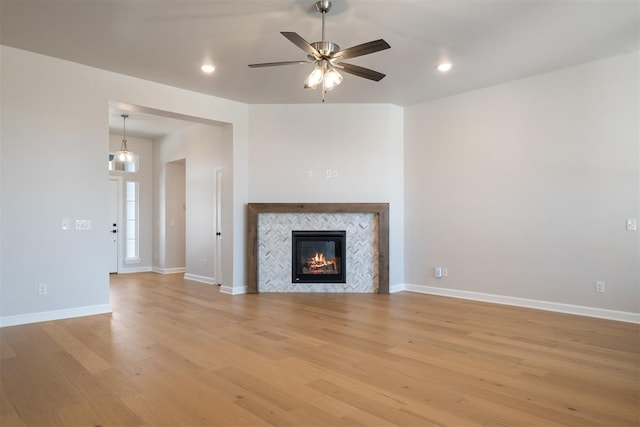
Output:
[153, 124, 227, 283]
[248, 104, 405, 287]
[1, 43, 637, 325]
[404, 52, 639, 313]
[0, 46, 249, 323]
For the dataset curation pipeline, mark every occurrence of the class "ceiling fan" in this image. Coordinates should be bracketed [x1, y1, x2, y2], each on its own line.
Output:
[248, 0, 390, 101]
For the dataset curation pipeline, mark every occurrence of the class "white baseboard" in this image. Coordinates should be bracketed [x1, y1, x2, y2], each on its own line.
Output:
[152, 267, 185, 274]
[0, 304, 112, 328]
[118, 266, 153, 274]
[400, 283, 640, 324]
[389, 283, 405, 293]
[184, 273, 216, 285]
[220, 285, 247, 295]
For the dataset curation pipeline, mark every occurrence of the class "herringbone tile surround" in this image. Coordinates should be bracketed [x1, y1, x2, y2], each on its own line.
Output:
[258, 213, 379, 292]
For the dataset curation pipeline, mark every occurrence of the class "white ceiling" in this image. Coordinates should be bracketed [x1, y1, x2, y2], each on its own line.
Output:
[107, 103, 213, 138]
[2, 0, 639, 135]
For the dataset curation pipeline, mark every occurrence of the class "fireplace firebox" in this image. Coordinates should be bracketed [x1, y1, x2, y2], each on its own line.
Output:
[292, 231, 346, 283]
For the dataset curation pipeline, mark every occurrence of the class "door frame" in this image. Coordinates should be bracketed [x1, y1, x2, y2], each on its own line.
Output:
[215, 168, 223, 285]
[109, 176, 124, 274]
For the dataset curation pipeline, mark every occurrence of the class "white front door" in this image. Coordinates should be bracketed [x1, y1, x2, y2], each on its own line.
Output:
[109, 178, 119, 273]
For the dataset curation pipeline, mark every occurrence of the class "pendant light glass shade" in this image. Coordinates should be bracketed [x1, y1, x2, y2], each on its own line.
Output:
[115, 149, 134, 162]
[114, 114, 135, 164]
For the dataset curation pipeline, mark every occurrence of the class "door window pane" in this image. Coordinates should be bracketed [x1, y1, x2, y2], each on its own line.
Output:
[125, 181, 139, 261]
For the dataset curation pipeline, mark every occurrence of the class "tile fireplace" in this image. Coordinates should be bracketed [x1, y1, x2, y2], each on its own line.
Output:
[247, 203, 389, 294]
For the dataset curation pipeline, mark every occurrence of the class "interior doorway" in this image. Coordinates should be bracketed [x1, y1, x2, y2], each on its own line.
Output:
[165, 160, 186, 270]
[108, 102, 232, 288]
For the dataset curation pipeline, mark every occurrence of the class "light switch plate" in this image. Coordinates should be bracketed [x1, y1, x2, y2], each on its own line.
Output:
[75, 219, 92, 230]
[626, 219, 637, 231]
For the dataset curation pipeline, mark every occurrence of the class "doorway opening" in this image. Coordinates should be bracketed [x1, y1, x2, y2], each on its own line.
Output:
[107, 102, 232, 287]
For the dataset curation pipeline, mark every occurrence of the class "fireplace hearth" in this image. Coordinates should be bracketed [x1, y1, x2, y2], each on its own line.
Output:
[292, 230, 346, 283]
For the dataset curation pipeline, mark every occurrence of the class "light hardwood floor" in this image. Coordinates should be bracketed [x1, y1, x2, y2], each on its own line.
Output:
[1, 272, 638, 426]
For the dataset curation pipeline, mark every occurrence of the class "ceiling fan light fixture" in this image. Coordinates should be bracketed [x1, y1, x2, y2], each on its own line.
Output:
[248, 0, 390, 101]
[305, 65, 325, 89]
[323, 67, 343, 91]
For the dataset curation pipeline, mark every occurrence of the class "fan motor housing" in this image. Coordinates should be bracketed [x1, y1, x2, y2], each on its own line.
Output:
[309, 41, 340, 59]
[315, 1, 332, 13]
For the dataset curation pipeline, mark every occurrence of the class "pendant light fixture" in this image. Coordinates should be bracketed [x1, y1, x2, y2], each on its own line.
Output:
[114, 114, 134, 163]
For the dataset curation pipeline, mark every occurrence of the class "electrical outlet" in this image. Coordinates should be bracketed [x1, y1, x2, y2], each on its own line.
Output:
[434, 267, 443, 278]
[39, 283, 47, 295]
[626, 219, 637, 231]
[595, 281, 605, 293]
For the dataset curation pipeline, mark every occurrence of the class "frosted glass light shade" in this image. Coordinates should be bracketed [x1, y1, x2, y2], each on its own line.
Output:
[323, 68, 343, 91]
[115, 149, 134, 162]
[305, 66, 324, 89]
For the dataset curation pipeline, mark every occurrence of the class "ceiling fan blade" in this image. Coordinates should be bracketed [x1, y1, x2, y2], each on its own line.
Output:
[332, 39, 390, 60]
[248, 60, 312, 68]
[336, 62, 386, 81]
[281, 32, 321, 59]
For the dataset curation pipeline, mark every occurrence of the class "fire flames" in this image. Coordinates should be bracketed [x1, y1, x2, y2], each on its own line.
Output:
[310, 252, 327, 268]
[307, 252, 337, 272]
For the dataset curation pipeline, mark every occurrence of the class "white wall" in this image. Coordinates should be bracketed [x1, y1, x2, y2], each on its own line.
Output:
[109, 134, 153, 272]
[404, 52, 640, 314]
[248, 104, 405, 287]
[0, 46, 249, 325]
[153, 124, 227, 283]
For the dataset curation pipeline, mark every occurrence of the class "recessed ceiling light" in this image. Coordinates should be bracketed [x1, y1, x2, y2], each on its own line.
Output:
[437, 62, 452, 72]
[201, 64, 215, 74]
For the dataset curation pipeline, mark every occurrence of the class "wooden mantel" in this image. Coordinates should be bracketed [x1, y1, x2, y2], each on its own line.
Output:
[247, 203, 390, 294]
